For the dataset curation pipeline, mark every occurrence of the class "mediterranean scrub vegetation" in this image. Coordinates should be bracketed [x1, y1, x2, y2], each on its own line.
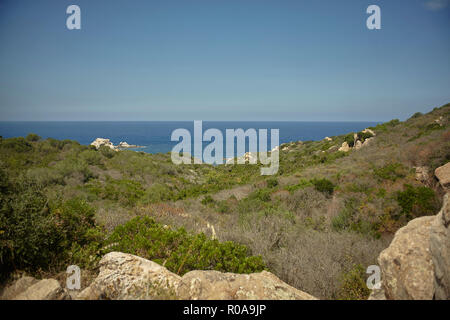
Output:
[0, 103, 449, 299]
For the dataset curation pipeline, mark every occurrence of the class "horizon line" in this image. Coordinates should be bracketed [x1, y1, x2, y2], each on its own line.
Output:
[0, 119, 385, 123]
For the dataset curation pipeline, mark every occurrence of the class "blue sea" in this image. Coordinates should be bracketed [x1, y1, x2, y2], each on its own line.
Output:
[0, 121, 379, 154]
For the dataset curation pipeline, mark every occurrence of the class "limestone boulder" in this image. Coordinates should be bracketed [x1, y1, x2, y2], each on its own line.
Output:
[414, 166, 430, 182]
[435, 162, 450, 190]
[378, 216, 435, 299]
[430, 193, 450, 299]
[13, 279, 70, 300]
[177, 270, 316, 300]
[78, 252, 181, 300]
[362, 128, 376, 136]
[338, 142, 351, 152]
[0, 276, 38, 300]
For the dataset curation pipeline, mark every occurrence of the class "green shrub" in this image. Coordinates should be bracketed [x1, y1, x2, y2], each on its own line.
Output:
[216, 200, 230, 214]
[344, 134, 355, 147]
[409, 112, 423, 119]
[79, 149, 103, 166]
[357, 131, 374, 142]
[99, 145, 116, 159]
[311, 178, 335, 196]
[0, 171, 97, 278]
[141, 183, 175, 204]
[266, 178, 278, 188]
[26, 167, 64, 186]
[285, 179, 313, 193]
[201, 195, 215, 205]
[50, 198, 97, 246]
[332, 200, 355, 231]
[106, 216, 266, 275]
[373, 119, 400, 132]
[396, 184, 439, 219]
[0, 175, 59, 277]
[373, 163, 407, 181]
[0, 137, 32, 153]
[337, 264, 370, 300]
[89, 179, 145, 207]
[54, 158, 96, 183]
[25, 133, 41, 142]
[46, 138, 67, 150]
[248, 188, 272, 202]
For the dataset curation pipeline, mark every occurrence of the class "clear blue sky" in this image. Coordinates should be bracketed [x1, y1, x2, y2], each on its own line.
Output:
[0, 0, 449, 121]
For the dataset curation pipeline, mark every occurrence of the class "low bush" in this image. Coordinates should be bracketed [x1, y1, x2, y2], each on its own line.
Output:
[266, 178, 278, 188]
[285, 179, 313, 193]
[0, 137, 32, 153]
[357, 131, 373, 142]
[201, 195, 215, 205]
[311, 178, 335, 196]
[396, 184, 439, 219]
[105, 216, 266, 275]
[79, 149, 103, 166]
[332, 199, 355, 231]
[337, 264, 371, 300]
[25, 133, 41, 142]
[248, 188, 272, 202]
[344, 133, 355, 147]
[216, 200, 231, 214]
[0, 170, 98, 279]
[373, 163, 407, 181]
[409, 112, 423, 119]
[99, 145, 116, 159]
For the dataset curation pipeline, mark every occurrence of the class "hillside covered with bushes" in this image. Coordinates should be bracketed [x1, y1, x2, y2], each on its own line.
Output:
[1, 103, 449, 299]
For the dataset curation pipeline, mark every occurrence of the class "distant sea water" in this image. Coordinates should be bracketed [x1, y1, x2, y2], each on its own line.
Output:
[0, 121, 380, 154]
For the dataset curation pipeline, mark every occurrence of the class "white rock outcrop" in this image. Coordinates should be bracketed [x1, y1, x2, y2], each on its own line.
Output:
[78, 252, 317, 300]
[90, 138, 117, 150]
[362, 128, 376, 136]
[414, 166, 430, 182]
[338, 142, 351, 152]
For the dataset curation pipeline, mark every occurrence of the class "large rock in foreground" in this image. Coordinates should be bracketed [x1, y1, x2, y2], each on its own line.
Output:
[435, 162, 450, 190]
[178, 270, 316, 300]
[0, 276, 38, 300]
[374, 192, 450, 300]
[11, 279, 70, 300]
[430, 193, 450, 299]
[78, 252, 316, 300]
[78, 252, 181, 300]
[378, 216, 435, 299]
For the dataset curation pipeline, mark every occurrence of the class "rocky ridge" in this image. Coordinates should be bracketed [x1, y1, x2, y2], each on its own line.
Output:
[369, 162, 450, 299]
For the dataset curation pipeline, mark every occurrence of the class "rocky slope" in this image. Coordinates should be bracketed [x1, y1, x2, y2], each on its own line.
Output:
[369, 165, 449, 300]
